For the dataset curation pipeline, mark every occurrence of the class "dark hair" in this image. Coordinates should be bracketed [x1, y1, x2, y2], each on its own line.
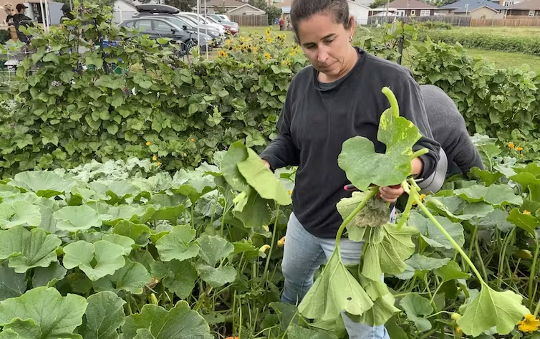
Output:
[290, 0, 352, 42]
[15, 3, 26, 12]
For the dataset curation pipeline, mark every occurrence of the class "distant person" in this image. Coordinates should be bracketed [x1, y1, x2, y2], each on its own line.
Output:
[5, 3, 14, 26]
[416, 84, 485, 194]
[12, 3, 32, 43]
[60, 3, 75, 23]
[279, 16, 284, 31]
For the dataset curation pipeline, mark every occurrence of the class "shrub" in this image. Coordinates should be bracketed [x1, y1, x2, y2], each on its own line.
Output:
[418, 29, 540, 56]
[418, 21, 453, 30]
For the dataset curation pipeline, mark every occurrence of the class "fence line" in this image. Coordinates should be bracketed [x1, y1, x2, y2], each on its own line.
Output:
[471, 17, 540, 26]
[229, 14, 268, 26]
[367, 15, 540, 27]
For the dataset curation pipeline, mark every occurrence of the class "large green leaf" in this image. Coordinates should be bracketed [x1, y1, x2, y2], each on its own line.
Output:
[0, 200, 42, 229]
[0, 261, 26, 301]
[287, 323, 339, 339]
[395, 254, 450, 280]
[221, 141, 250, 192]
[0, 286, 88, 339]
[457, 287, 528, 336]
[298, 250, 373, 321]
[379, 224, 417, 275]
[8, 171, 74, 197]
[195, 264, 237, 288]
[399, 294, 433, 332]
[232, 189, 272, 228]
[151, 260, 197, 299]
[121, 301, 213, 339]
[79, 291, 126, 339]
[350, 293, 399, 327]
[93, 258, 152, 295]
[155, 225, 199, 262]
[454, 184, 522, 207]
[197, 235, 234, 266]
[507, 208, 537, 237]
[63, 240, 126, 281]
[409, 211, 464, 249]
[236, 148, 292, 205]
[0, 225, 61, 273]
[0, 318, 45, 339]
[32, 262, 67, 288]
[53, 205, 102, 231]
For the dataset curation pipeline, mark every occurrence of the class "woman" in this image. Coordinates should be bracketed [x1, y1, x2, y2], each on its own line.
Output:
[259, 0, 441, 338]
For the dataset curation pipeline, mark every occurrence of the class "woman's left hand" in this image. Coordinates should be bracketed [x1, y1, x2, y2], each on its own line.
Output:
[379, 185, 404, 203]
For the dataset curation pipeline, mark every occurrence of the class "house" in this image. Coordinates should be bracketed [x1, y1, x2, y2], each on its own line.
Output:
[500, 0, 525, 8]
[267, 0, 292, 10]
[438, 0, 505, 18]
[506, 0, 540, 15]
[201, 0, 247, 14]
[348, 0, 370, 24]
[226, 3, 266, 15]
[113, 0, 139, 23]
[371, 0, 438, 17]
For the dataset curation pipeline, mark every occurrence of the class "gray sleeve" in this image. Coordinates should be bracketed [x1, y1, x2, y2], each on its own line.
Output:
[418, 147, 448, 194]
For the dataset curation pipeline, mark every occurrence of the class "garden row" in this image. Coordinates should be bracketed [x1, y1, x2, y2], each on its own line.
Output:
[1, 13, 539, 178]
[417, 29, 540, 56]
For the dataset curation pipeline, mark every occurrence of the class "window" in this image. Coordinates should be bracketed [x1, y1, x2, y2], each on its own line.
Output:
[154, 20, 174, 34]
[135, 20, 152, 32]
[529, 10, 535, 16]
[123, 21, 134, 28]
[420, 9, 431, 16]
[165, 17, 190, 29]
[410, 9, 416, 15]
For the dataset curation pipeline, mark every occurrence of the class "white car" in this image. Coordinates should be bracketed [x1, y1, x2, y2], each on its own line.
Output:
[179, 12, 226, 35]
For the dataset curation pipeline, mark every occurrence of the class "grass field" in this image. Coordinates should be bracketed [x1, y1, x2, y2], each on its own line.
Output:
[239, 25, 540, 71]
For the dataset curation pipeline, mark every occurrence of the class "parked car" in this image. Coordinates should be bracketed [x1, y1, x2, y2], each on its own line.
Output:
[176, 14, 224, 46]
[179, 12, 226, 35]
[133, 4, 225, 47]
[207, 14, 240, 35]
[119, 17, 213, 53]
[206, 15, 239, 36]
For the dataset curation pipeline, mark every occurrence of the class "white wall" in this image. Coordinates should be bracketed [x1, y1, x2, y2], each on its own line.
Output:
[349, 2, 370, 24]
[113, 0, 137, 23]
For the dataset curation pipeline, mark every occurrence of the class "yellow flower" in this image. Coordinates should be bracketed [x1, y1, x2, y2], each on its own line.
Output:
[456, 327, 462, 334]
[263, 225, 269, 232]
[157, 161, 162, 166]
[218, 50, 227, 57]
[252, 46, 258, 52]
[516, 146, 524, 151]
[266, 37, 273, 43]
[152, 155, 157, 161]
[264, 52, 271, 60]
[287, 190, 292, 195]
[508, 142, 515, 149]
[523, 210, 531, 215]
[277, 236, 286, 247]
[517, 314, 540, 333]
[259, 244, 271, 253]
[265, 28, 270, 35]
[146, 141, 151, 146]
[190, 138, 195, 142]
[412, 193, 426, 206]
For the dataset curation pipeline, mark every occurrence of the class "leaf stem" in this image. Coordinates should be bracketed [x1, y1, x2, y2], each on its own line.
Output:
[335, 187, 379, 250]
[397, 180, 415, 231]
[529, 238, 539, 311]
[382, 86, 400, 117]
[264, 204, 280, 285]
[405, 179, 486, 286]
[411, 148, 429, 159]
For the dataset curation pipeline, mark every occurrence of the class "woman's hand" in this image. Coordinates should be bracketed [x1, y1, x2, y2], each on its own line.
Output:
[379, 184, 404, 203]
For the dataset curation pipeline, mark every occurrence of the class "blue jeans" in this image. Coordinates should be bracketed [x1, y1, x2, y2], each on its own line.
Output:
[281, 213, 391, 339]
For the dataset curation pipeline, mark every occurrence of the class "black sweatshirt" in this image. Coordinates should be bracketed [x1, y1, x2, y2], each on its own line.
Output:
[260, 48, 440, 239]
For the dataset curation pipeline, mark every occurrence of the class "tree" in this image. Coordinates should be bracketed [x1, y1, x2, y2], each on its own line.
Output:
[248, 0, 282, 25]
[165, 0, 197, 11]
[370, 0, 388, 9]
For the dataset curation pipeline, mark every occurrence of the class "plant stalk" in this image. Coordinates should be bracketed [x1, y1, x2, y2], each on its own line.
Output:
[335, 186, 379, 249]
[405, 179, 486, 285]
[529, 238, 540, 311]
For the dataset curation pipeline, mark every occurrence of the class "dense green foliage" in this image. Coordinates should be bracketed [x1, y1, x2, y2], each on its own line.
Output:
[411, 40, 540, 161]
[418, 29, 540, 56]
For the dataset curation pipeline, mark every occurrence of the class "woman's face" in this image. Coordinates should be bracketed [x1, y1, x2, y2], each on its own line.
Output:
[297, 12, 355, 79]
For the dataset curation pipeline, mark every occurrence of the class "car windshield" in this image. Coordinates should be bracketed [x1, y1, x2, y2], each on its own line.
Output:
[178, 15, 198, 26]
[206, 16, 218, 23]
[165, 16, 192, 28]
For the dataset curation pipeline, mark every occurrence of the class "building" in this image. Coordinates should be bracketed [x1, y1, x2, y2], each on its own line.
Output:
[114, 0, 139, 23]
[506, 0, 540, 15]
[371, 0, 438, 17]
[438, 0, 505, 18]
[348, 0, 370, 24]
[226, 3, 265, 15]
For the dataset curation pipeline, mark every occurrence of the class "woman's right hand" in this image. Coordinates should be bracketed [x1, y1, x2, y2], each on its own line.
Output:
[263, 160, 271, 169]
